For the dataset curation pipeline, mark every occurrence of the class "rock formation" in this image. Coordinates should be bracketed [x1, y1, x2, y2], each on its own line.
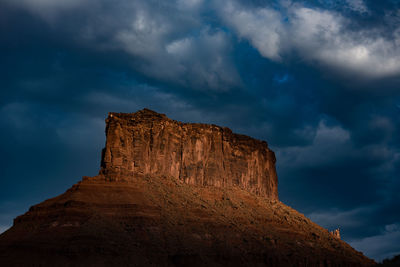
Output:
[99, 109, 278, 199]
[330, 228, 341, 239]
[0, 109, 375, 267]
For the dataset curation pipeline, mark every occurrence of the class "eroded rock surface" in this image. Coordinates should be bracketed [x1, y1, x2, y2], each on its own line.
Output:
[100, 109, 278, 200]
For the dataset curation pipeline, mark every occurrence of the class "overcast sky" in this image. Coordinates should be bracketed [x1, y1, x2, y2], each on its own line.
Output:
[1, 0, 399, 261]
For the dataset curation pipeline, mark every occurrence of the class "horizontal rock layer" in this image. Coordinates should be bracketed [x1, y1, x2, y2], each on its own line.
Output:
[99, 109, 278, 200]
[0, 176, 374, 267]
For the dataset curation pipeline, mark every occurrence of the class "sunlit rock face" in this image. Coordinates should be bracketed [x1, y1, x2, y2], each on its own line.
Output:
[100, 109, 279, 200]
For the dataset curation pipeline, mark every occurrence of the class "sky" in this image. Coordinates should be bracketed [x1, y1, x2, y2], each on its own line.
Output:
[0, 0, 399, 262]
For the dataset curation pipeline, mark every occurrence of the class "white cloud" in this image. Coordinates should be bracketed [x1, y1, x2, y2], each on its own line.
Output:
[220, 1, 283, 61]
[122, 27, 240, 90]
[218, 1, 400, 79]
[289, 7, 342, 55]
[5, 0, 239, 91]
[114, 8, 171, 57]
[89, 2, 240, 90]
[166, 38, 193, 55]
[289, 6, 400, 78]
[9, 0, 400, 82]
[292, 14, 399, 77]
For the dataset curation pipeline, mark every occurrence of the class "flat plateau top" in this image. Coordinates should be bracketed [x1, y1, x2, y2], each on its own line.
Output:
[107, 108, 269, 147]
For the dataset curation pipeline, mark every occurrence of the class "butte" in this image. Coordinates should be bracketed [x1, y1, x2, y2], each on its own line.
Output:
[0, 109, 375, 267]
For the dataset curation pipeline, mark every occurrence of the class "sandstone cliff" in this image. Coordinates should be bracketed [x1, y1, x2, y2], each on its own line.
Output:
[99, 109, 278, 200]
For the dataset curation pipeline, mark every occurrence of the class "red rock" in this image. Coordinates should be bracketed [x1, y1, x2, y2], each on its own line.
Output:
[99, 109, 278, 200]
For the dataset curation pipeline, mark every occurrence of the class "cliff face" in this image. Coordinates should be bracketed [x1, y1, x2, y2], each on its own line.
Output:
[99, 109, 278, 200]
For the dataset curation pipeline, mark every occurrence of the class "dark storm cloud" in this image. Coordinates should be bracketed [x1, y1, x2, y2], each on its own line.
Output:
[1, 0, 399, 261]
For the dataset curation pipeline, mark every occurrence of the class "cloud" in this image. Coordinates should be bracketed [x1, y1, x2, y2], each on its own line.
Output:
[273, 73, 290, 84]
[220, 1, 284, 61]
[8, 0, 400, 81]
[290, 6, 400, 79]
[277, 119, 351, 168]
[4, 0, 94, 22]
[275, 114, 400, 215]
[0, 202, 29, 235]
[345, 0, 369, 13]
[94, 1, 239, 90]
[176, 0, 204, 10]
[0, 225, 10, 235]
[110, 11, 240, 90]
[55, 117, 105, 148]
[1, 102, 35, 130]
[307, 206, 400, 261]
[219, 0, 400, 79]
[308, 207, 372, 229]
[350, 224, 400, 261]
[82, 84, 193, 115]
[5, 0, 240, 91]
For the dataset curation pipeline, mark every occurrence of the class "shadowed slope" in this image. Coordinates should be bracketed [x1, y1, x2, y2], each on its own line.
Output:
[0, 174, 374, 266]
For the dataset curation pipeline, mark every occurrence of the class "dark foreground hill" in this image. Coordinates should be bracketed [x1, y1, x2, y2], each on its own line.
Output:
[0, 109, 375, 266]
[376, 255, 400, 266]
